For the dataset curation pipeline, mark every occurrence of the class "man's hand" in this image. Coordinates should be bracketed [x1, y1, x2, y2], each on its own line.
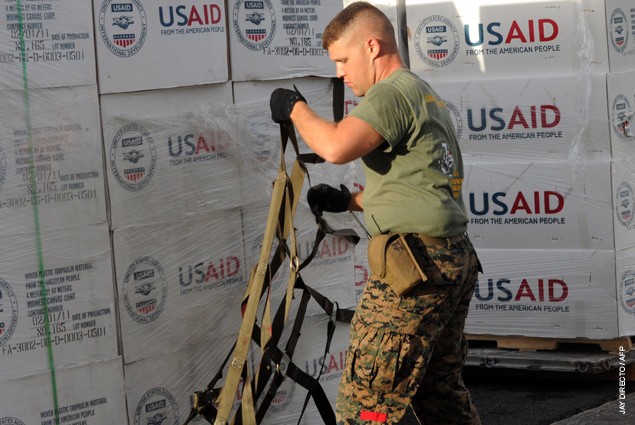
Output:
[270, 85, 306, 124]
[307, 184, 351, 217]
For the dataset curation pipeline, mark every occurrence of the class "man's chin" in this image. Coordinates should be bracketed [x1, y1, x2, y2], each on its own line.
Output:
[350, 88, 365, 97]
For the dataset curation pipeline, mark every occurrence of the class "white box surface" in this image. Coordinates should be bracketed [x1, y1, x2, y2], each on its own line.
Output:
[466, 249, 618, 338]
[0, 0, 97, 90]
[0, 85, 108, 236]
[232, 77, 357, 206]
[464, 161, 614, 250]
[406, 0, 610, 81]
[607, 69, 635, 158]
[100, 83, 244, 229]
[260, 313, 350, 425]
[434, 73, 611, 162]
[616, 246, 635, 336]
[93, 0, 229, 93]
[0, 358, 128, 425]
[606, 0, 635, 72]
[612, 158, 635, 250]
[0, 224, 118, 381]
[242, 202, 358, 317]
[228, 0, 341, 81]
[125, 339, 237, 425]
[113, 210, 246, 364]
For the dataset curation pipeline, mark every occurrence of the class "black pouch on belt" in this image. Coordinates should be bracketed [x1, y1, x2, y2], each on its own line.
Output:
[367, 233, 428, 296]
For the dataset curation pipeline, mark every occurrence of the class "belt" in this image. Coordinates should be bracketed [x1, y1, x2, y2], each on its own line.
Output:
[416, 232, 467, 248]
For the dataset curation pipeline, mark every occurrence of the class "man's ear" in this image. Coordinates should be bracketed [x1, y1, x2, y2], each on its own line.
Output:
[367, 37, 381, 58]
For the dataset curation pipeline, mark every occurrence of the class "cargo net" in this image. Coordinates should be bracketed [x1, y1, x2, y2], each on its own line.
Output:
[183, 122, 359, 425]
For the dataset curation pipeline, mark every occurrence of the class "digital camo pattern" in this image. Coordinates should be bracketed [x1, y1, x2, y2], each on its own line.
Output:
[336, 236, 481, 424]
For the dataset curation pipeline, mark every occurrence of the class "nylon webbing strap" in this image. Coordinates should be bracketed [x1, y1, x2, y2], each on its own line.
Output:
[212, 124, 295, 425]
[184, 81, 356, 425]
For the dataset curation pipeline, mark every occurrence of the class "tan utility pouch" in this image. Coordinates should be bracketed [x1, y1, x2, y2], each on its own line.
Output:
[368, 233, 428, 296]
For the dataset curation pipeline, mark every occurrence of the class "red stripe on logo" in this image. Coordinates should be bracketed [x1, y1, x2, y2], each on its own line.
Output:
[360, 411, 387, 422]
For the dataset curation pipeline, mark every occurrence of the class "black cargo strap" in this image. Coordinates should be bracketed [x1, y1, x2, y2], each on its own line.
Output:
[184, 79, 357, 425]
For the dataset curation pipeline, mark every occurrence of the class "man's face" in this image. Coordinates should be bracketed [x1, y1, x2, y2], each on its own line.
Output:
[327, 35, 373, 97]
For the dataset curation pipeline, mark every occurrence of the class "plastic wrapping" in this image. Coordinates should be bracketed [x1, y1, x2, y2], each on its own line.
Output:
[93, 0, 229, 94]
[0, 0, 96, 90]
[228, 0, 342, 81]
[2, 0, 635, 423]
[406, 0, 608, 80]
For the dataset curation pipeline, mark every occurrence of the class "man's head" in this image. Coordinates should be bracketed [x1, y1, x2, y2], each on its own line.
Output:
[323, 2, 402, 96]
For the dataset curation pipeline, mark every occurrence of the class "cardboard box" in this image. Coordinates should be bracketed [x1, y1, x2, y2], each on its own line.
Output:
[0, 224, 118, 381]
[228, 0, 341, 81]
[0, 85, 108, 236]
[259, 313, 350, 425]
[405, 0, 613, 81]
[433, 73, 611, 162]
[611, 158, 635, 250]
[124, 338, 237, 425]
[466, 248, 619, 338]
[616, 246, 635, 336]
[93, 0, 229, 93]
[0, 0, 97, 90]
[112, 209, 246, 364]
[607, 69, 635, 158]
[232, 77, 358, 206]
[463, 161, 614, 250]
[0, 358, 128, 424]
[241, 202, 358, 318]
[100, 83, 244, 229]
[605, 0, 635, 73]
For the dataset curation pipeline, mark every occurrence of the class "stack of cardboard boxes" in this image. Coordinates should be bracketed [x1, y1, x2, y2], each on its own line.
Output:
[405, 0, 635, 338]
[0, 0, 127, 422]
[2, 0, 634, 423]
[1, 0, 357, 423]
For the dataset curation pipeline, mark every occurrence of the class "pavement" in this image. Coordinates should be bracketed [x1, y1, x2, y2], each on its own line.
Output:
[551, 392, 635, 424]
[464, 366, 634, 425]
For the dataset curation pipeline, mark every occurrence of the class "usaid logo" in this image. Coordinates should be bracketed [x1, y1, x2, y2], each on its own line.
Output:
[0, 144, 6, 192]
[611, 94, 633, 141]
[233, 0, 276, 51]
[123, 256, 167, 324]
[159, 4, 223, 27]
[475, 277, 569, 303]
[109, 122, 157, 192]
[615, 181, 635, 228]
[0, 278, 18, 347]
[609, 8, 629, 54]
[619, 270, 635, 314]
[99, 0, 148, 57]
[414, 15, 460, 67]
[444, 100, 463, 142]
[134, 387, 179, 425]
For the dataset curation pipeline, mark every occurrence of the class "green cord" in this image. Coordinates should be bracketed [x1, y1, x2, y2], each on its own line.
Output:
[16, 1, 60, 423]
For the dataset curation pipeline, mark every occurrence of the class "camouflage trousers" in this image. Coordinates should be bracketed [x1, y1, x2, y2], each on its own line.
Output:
[335, 235, 481, 424]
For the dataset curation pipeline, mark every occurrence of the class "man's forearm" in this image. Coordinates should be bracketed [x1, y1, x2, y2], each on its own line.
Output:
[349, 191, 363, 211]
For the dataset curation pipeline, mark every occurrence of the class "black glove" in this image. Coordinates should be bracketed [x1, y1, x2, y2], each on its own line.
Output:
[270, 85, 306, 124]
[307, 184, 351, 217]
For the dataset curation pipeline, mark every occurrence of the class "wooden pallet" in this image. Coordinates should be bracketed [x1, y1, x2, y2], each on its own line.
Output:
[466, 333, 635, 354]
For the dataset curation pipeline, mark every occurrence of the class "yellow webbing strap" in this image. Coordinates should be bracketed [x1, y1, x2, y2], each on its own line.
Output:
[213, 124, 305, 425]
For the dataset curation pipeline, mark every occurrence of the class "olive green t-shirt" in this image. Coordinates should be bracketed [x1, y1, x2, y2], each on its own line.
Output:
[350, 69, 468, 237]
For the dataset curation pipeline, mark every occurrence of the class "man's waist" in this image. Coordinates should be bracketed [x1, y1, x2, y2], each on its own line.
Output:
[369, 232, 468, 248]
[415, 232, 467, 248]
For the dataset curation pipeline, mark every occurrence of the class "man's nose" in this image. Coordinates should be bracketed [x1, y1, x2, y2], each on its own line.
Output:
[335, 63, 345, 78]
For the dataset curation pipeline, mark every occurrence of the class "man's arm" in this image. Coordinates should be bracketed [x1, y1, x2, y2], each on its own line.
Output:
[290, 102, 384, 164]
[349, 190, 363, 211]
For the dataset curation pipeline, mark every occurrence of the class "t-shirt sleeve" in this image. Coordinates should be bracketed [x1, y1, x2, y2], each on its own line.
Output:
[348, 83, 409, 151]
